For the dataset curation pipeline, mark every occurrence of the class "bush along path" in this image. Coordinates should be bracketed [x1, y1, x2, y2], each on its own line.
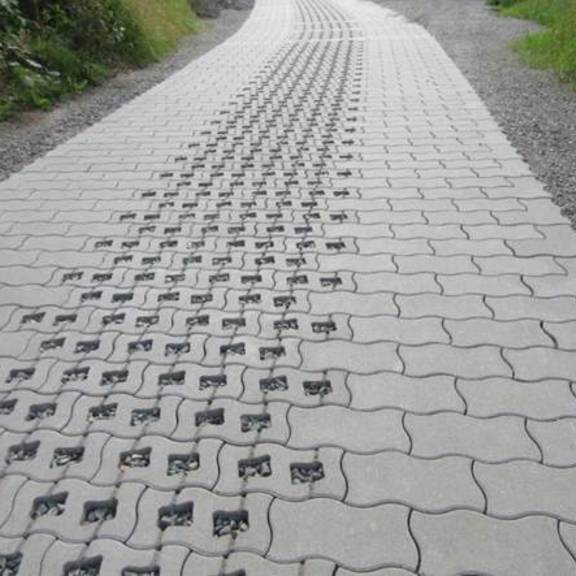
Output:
[0, 0, 201, 120]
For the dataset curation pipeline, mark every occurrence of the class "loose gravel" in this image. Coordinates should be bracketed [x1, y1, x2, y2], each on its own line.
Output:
[373, 0, 576, 228]
[0, 8, 250, 183]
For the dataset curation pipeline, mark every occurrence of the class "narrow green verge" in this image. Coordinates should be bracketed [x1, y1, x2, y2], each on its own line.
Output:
[489, 0, 576, 86]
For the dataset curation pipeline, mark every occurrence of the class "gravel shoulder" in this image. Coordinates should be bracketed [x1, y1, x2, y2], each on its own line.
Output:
[373, 0, 576, 227]
[0, 8, 250, 182]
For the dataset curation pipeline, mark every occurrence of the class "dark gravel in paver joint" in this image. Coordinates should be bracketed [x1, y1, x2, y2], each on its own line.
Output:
[373, 0, 576, 229]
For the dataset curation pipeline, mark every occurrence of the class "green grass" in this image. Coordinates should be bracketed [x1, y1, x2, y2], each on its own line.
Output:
[495, 0, 576, 86]
[121, 0, 202, 61]
[0, 0, 201, 120]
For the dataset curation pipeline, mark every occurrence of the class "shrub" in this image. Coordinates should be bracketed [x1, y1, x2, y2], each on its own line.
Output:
[0, 0, 199, 119]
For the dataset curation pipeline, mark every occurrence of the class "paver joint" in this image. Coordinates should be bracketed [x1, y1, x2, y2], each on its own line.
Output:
[0, 0, 575, 573]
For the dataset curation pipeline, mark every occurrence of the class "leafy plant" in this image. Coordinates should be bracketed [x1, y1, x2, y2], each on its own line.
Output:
[0, 0, 26, 33]
[499, 0, 576, 86]
[0, 0, 199, 119]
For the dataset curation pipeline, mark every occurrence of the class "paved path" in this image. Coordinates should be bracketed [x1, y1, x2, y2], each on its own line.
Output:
[1, 0, 576, 574]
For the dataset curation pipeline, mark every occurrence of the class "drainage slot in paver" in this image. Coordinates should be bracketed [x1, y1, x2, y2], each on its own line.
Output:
[195, 408, 224, 426]
[75, 340, 100, 354]
[260, 375, 288, 392]
[81, 291, 102, 302]
[303, 380, 333, 397]
[311, 321, 336, 334]
[21, 312, 45, 324]
[222, 318, 246, 330]
[62, 271, 83, 282]
[187, 315, 209, 327]
[158, 371, 185, 387]
[120, 447, 151, 468]
[191, 294, 212, 305]
[240, 413, 271, 433]
[136, 315, 159, 328]
[142, 256, 160, 265]
[158, 292, 179, 303]
[165, 342, 190, 356]
[26, 402, 56, 421]
[102, 313, 125, 326]
[167, 453, 200, 475]
[7, 440, 39, 463]
[62, 366, 89, 383]
[130, 407, 160, 426]
[112, 293, 133, 304]
[31, 492, 68, 518]
[0, 552, 22, 575]
[92, 273, 112, 283]
[6, 367, 34, 383]
[199, 374, 227, 389]
[51, 446, 84, 467]
[100, 370, 128, 386]
[290, 461, 325, 484]
[239, 294, 261, 304]
[213, 510, 249, 537]
[54, 313, 77, 326]
[83, 498, 117, 524]
[40, 337, 65, 352]
[274, 319, 298, 331]
[89, 403, 117, 421]
[158, 502, 194, 529]
[220, 343, 245, 356]
[259, 346, 285, 360]
[128, 340, 153, 354]
[0, 399, 17, 415]
[64, 555, 102, 576]
[122, 567, 160, 576]
[274, 296, 295, 308]
[135, 273, 155, 283]
[238, 454, 272, 478]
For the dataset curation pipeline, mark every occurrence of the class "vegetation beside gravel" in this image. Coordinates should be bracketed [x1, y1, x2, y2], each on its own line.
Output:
[0, 0, 200, 120]
[490, 0, 576, 86]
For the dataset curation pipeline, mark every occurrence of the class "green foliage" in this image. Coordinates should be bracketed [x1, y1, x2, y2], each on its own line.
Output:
[39, 0, 150, 65]
[0, 0, 199, 119]
[493, 0, 576, 86]
[0, 0, 26, 32]
[121, 0, 202, 61]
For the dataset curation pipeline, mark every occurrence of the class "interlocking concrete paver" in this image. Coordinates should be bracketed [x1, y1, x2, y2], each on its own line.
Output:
[445, 318, 552, 348]
[413, 510, 575, 576]
[344, 452, 484, 511]
[401, 343, 512, 378]
[459, 377, 576, 419]
[526, 419, 576, 466]
[406, 412, 540, 462]
[477, 460, 576, 521]
[506, 347, 576, 380]
[348, 373, 463, 413]
[1, 0, 576, 571]
[437, 273, 531, 296]
[268, 500, 418, 571]
[397, 294, 490, 319]
[289, 406, 409, 452]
